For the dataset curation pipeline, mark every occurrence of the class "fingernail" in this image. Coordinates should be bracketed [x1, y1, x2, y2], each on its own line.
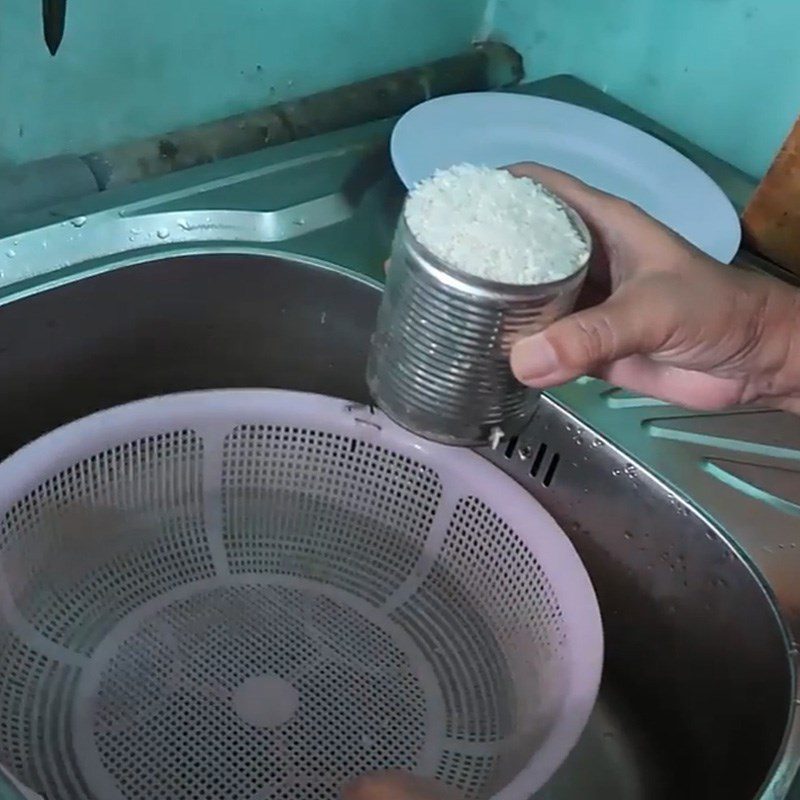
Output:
[513, 335, 559, 382]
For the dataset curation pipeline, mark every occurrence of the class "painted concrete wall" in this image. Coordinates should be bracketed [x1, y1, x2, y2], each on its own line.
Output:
[492, 0, 800, 177]
[0, 0, 486, 167]
[5, 0, 797, 179]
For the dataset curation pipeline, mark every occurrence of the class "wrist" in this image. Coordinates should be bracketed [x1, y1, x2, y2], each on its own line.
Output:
[755, 282, 800, 412]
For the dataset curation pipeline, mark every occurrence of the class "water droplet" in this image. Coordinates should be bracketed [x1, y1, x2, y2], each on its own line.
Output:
[591, 439, 603, 448]
[611, 468, 621, 477]
[624, 531, 633, 540]
[129, 228, 142, 237]
[156, 228, 170, 240]
[293, 218, 306, 227]
[5, 249, 15, 258]
[41, 241, 48, 249]
[70, 216, 87, 228]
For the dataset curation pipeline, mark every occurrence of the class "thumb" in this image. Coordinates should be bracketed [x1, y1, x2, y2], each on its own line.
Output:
[510, 289, 668, 387]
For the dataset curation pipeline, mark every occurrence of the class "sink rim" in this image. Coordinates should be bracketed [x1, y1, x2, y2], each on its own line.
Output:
[0, 248, 793, 799]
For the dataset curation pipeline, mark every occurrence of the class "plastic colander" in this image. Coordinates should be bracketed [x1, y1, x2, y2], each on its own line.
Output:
[0, 390, 602, 800]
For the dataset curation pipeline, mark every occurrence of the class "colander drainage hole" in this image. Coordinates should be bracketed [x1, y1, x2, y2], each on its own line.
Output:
[232, 674, 299, 728]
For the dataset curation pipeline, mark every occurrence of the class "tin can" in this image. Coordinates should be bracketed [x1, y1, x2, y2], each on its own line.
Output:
[366, 207, 591, 447]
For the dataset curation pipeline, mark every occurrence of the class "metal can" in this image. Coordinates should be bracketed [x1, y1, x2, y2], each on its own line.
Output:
[366, 206, 591, 447]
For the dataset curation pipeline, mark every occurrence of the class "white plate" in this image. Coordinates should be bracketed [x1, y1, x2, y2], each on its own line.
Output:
[391, 93, 741, 263]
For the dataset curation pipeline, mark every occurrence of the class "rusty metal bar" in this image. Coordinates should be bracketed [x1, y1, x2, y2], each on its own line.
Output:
[82, 42, 523, 191]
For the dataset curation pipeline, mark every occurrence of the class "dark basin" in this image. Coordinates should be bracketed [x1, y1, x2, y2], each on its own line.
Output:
[0, 253, 790, 800]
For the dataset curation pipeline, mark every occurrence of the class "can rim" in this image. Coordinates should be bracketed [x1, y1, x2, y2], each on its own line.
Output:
[399, 188, 592, 297]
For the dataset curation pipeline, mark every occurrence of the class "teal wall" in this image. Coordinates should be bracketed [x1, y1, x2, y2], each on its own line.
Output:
[4, 0, 797, 179]
[492, 0, 800, 178]
[0, 0, 486, 167]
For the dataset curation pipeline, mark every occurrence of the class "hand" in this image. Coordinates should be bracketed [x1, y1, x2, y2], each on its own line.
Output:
[342, 771, 464, 800]
[506, 163, 800, 413]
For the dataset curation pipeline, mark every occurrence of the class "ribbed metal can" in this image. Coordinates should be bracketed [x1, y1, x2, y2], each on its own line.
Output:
[367, 209, 591, 447]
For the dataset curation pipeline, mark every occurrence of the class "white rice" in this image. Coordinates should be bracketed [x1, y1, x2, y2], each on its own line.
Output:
[404, 164, 589, 285]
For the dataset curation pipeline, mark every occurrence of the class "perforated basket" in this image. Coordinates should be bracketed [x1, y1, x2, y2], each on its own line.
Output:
[0, 390, 602, 800]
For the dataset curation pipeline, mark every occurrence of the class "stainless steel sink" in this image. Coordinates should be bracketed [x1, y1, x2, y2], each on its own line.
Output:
[0, 252, 791, 800]
[0, 76, 798, 800]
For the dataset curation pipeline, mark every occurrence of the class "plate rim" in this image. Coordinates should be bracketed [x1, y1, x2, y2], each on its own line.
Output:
[390, 91, 741, 263]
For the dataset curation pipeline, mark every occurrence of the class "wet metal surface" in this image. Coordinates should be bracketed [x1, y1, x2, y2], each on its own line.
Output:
[0, 78, 796, 799]
[0, 253, 791, 800]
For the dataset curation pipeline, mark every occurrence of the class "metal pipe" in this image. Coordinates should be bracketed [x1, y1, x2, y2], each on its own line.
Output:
[81, 42, 523, 190]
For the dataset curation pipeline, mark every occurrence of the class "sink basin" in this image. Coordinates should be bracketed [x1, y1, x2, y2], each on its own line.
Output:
[0, 252, 791, 800]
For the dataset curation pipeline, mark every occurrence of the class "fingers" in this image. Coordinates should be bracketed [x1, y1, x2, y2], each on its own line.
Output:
[342, 771, 465, 800]
[505, 162, 628, 239]
[504, 162, 686, 267]
[510, 286, 669, 387]
[600, 357, 746, 410]
[506, 163, 608, 208]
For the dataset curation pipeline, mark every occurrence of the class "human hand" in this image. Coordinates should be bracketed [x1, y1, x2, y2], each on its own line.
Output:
[342, 771, 464, 800]
[506, 163, 800, 413]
